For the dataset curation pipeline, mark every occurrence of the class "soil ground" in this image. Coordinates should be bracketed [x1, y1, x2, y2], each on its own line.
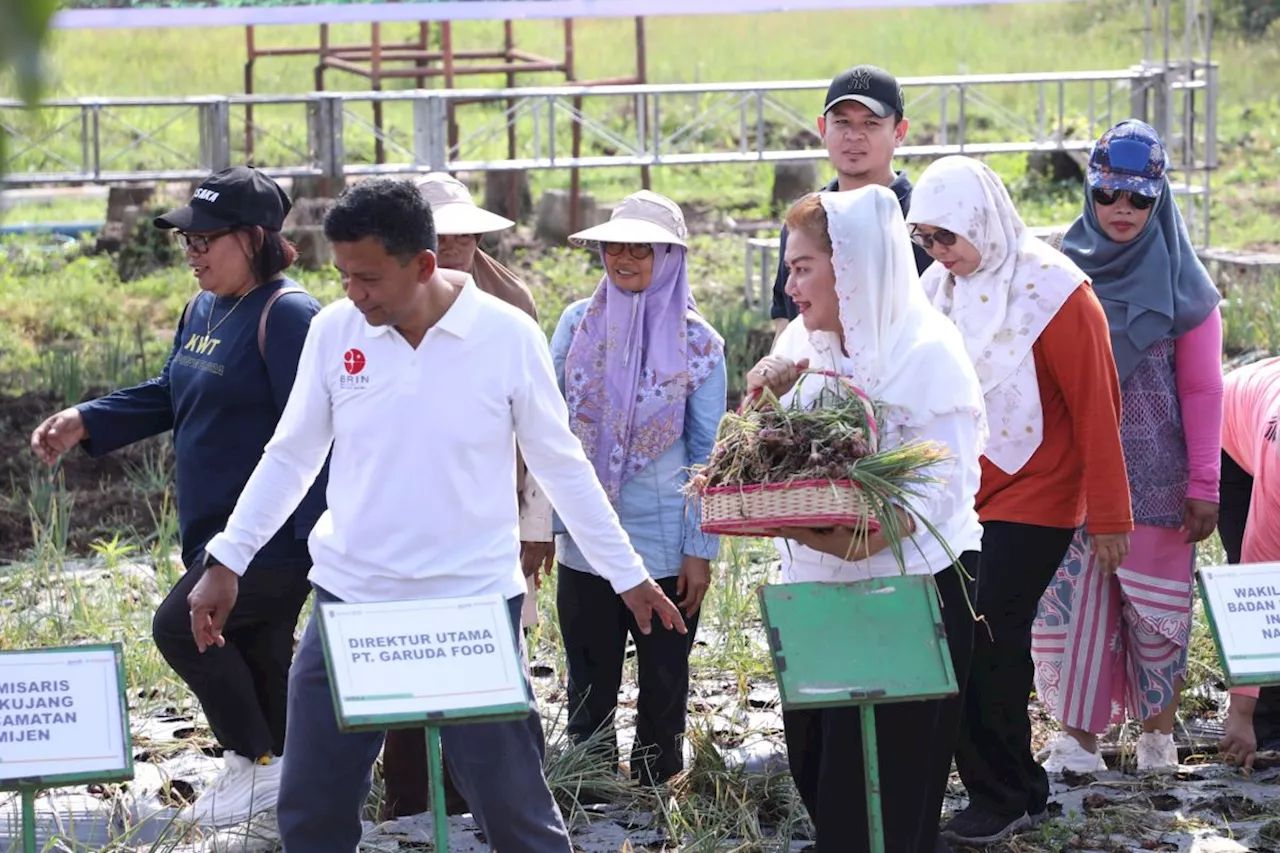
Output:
[0, 391, 169, 562]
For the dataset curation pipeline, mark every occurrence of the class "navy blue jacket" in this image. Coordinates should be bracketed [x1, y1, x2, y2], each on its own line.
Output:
[77, 278, 328, 571]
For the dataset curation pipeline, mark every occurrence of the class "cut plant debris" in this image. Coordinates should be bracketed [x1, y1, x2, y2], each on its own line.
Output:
[685, 372, 953, 562]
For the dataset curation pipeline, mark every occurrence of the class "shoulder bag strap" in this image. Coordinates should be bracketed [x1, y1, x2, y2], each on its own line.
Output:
[257, 287, 309, 360]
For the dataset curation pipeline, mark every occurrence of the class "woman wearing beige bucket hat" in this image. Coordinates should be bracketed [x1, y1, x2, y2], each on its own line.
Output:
[551, 190, 727, 786]
[379, 172, 555, 821]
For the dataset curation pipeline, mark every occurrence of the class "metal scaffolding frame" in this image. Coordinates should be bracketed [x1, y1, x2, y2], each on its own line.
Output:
[2, 0, 1216, 241]
[1137, 0, 1217, 245]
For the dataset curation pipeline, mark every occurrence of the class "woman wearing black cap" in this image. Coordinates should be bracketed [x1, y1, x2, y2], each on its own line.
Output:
[29, 166, 328, 829]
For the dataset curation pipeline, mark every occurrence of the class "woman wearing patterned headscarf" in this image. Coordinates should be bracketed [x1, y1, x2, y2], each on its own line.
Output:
[550, 190, 726, 786]
[903, 155, 1132, 846]
[1031, 120, 1223, 775]
[749, 185, 985, 853]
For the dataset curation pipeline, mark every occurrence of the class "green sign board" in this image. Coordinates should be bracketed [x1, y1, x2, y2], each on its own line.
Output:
[0, 643, 133, 853]
[758, 575, 958, 853]
[759, 575, 958, 708]
[1197, 563, 1280, 688]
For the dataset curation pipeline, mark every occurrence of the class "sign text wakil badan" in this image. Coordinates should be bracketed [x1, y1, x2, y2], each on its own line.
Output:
[1199, 563, 1280, 684]
[1224, 580, 1280, 638]
[346, 628, 497, 664]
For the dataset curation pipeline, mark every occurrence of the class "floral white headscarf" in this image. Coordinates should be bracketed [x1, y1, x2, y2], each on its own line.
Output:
[907, 156, 1084, 474]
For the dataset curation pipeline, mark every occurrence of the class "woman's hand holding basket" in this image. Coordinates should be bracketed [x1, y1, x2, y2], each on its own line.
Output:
[746, 355, 809, 400]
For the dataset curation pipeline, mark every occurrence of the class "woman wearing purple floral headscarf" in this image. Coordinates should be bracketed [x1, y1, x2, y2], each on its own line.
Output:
[550, 190, 726, 786]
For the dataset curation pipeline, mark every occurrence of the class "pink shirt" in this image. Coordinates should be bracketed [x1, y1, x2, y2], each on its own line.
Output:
[1179, 308, 1226, 504]
[1220, 353, 1280, 699]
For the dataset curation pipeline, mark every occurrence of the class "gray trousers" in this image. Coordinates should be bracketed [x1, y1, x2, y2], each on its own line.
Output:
[277, 586, 572, 853]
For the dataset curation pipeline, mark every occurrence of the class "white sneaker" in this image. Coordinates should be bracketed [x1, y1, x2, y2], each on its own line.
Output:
[1135, 732, 1179, 772]
[1038, 734, 1107, 773]
[186, 751, 283, 828]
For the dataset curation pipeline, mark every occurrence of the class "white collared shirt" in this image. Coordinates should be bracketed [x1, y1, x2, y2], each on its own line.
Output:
[204, 278, 650, 604]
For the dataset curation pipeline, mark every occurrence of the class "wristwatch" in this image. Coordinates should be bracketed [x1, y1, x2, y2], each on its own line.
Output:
[199, 549, 228, 573]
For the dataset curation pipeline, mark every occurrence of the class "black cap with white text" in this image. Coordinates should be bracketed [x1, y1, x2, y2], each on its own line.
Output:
[823, 65, 906, 120]
[154, 166, 292, 233]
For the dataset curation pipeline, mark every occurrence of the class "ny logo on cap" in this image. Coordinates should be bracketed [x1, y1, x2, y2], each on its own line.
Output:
[193, 188, 221, 203]
[847, 69, 872, 91]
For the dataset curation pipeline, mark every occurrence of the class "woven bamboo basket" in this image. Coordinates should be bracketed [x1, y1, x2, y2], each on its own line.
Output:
[700, 479, 880, 537]
[697, 371, 882, 537]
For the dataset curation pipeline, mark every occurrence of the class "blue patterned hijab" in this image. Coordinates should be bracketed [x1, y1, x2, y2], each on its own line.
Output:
[1062, 174, 1219, 383]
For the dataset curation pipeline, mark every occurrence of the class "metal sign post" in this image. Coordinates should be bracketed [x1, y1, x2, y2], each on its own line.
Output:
[758, 576, 958, 853]
[317, 594, 531, 852]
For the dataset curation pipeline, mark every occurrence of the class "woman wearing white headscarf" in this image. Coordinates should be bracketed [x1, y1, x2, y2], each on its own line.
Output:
[904, 156, 1132, 845]
[748, 185, 985, 853]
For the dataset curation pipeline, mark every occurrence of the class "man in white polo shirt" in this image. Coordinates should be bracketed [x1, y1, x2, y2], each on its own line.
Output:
[186, 177, 683, 853]
[377, 171, 553, 823]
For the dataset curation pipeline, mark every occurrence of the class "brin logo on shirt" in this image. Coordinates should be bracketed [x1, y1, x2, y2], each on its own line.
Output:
[340, 348, 370, 388]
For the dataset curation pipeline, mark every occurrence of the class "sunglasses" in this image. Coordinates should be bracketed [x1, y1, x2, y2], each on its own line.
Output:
[909, 227, 959, 250]
[602, 242, 654, 260]
[1091, 188, 1157, 210]
[177, 229, 233, 254]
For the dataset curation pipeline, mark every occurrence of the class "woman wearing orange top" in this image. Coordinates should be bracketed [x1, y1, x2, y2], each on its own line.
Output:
[903, 155, 1133, 846]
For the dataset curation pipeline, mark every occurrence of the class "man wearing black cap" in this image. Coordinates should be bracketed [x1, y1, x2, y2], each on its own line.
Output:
[770, 65, 932, 339]
[30, 165, 327, 829]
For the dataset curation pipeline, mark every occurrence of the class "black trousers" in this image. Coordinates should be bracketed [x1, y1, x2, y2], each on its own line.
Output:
[557, 564, 700, 786]
[781, 555, 978, 853]
[954, 521, 1076, 818]
[151, 560, 313, 760]
[1219, 448, 1253, 565]
[1218, 448, 1280, 747]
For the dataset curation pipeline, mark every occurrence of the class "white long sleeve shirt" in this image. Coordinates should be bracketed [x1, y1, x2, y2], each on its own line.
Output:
[204, 278, 651, 604]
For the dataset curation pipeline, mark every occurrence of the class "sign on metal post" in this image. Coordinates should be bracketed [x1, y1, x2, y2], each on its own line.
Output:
[1197, 563, 1280, 688]
[317, 594, 530, 853]
[0, 644, 133, 853]
[758, 575, 957, 853]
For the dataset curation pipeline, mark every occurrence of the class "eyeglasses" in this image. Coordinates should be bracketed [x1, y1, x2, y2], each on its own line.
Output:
[1091, 188, 1157, 210]
[177, 229, 233, 254]
[909, 227, 959, 250]
[602, 242, 654, 260]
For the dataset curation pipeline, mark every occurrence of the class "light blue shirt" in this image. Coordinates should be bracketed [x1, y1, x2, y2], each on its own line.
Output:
[550, 298, 726, 579]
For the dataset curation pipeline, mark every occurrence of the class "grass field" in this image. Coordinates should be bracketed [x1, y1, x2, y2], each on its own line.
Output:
[6, 1, 1280, 241]
[3, 1, 1280, 849]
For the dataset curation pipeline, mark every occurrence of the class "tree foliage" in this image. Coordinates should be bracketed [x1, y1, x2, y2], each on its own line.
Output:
[0, 0, 57, 180]
[1217, 0, 1280, 36]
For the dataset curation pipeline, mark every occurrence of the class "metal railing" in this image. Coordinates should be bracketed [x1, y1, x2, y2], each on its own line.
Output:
[3, 68, 1184, 186]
